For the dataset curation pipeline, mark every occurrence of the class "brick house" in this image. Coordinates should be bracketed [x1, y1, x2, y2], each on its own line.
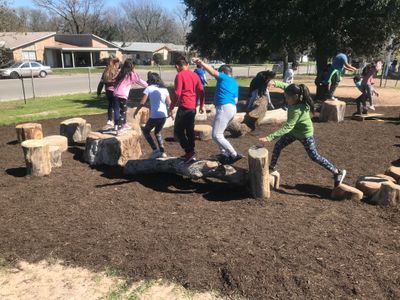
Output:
[0, 32, 123, 68]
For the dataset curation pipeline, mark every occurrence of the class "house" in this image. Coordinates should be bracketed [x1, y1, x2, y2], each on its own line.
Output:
[0, 32, 123, 68]
[117, 42, 189, 65]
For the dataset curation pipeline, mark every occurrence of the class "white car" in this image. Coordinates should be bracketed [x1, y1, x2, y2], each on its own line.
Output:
[0, 61, 52, 79]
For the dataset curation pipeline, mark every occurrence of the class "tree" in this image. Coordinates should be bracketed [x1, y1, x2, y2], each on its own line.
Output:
[0, 0, 25, 31]
[152, 53, 163, 65]
[121, 0, 180, 43]
[33, 0, 105, 34]
[173, 4, 192, 44]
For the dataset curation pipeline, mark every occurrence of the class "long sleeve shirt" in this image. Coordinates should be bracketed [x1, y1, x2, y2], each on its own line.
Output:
[113, 72, 148, 100]
[171, 69, 205, 110]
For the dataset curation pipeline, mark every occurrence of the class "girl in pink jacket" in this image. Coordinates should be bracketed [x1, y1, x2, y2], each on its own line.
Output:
[113, 59, 148, 133]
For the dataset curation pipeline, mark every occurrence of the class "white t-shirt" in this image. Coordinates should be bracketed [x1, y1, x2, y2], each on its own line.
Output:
[284, 68, 294, 84]
[143, 85, 169, 119]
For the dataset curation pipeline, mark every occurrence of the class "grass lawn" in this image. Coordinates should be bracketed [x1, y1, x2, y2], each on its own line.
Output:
[0, 93, 107, 125]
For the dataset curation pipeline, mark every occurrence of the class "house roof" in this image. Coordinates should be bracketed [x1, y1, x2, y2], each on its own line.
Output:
[0, 32, 56, 50]
[116, 42, 186, 53]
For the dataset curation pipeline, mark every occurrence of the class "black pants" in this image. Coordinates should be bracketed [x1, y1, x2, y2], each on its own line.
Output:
[328, 72, 340, 98]
[355, 94, 367, 114]
[142, 118, 166, 151]
[174, 108, 196, 153]
[114, 97, 128, 127]
[105, 90, 115, 121]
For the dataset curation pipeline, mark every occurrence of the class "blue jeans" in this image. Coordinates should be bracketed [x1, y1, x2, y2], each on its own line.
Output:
[270, 134, 338, 174]
[361, 83, 373, 106]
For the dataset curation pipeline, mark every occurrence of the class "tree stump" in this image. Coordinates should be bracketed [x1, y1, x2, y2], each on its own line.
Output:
[195, 107, 208, 121]
[60, 117, 91, 145]
[139, 107, 150, 126]
[124, 157, 248, 186]
[269, 171, 280, 190]
[84, 130, 142, 166]
[331, 184, 363, 201]
[16, 123, 43, 142]
[194, 124, 212, 141]
[49, 146, 62, 168]
[248, 146, 270, 199]
[43, 135, 68, 152]
[319, 100, 346, 122]
[385, 166, 400, 183]
[371, 182, 400, 206]
[21, 139, 51, 176]
[258, 108, 288, 125]
[356, 175, 396, 198]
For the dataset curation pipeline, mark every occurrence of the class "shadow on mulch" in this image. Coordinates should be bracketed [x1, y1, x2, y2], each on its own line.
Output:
[278, 184, 333, 200]
[5, 167, 26, 177]
[7, 140, 19, 145]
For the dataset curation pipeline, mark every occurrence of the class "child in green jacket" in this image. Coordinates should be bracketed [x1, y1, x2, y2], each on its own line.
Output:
[259, 83, 346, 187]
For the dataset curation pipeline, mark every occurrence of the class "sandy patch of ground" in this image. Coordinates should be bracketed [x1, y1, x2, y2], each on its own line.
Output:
[0, 260, 222, 300]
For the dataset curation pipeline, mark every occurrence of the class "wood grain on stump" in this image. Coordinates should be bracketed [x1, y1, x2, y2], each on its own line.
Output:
[43, 135, 68, 152]
[16, 123, 43, 142]
[371, 182, 400, 206]
[356, 175, 396, 198]
[60, 117, 91, 145]
[49, 145, 62, 168]
[21, 139, 51, 176]
[331, 184, 363, 201]
[194, 125, 212, 141]
[385, 166, 400, 183]
[248, 146, 270, 199]
[319, 100, 346, 122]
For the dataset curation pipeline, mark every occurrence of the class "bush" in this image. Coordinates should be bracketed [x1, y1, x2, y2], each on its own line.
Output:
[153, 53, 163, 65]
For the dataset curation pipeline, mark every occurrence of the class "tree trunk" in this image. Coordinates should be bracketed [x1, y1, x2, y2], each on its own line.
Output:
[60, 117, 91, 145]
[315, 44, 329, 101]
[331, 184, 364, 201]
[248, 146, 270, 199]
[43, 135, 68, 152]
[49, 145, 62, 168]
[21, 139, 52, 176]
[16, 123, 43, 142]
[282, 46, 289, 79]
[194, 125, 212, 141]
[124, 157, 248, 186]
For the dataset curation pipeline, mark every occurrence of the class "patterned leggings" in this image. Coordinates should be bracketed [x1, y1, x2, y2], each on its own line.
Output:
[270, 134, 338, 174]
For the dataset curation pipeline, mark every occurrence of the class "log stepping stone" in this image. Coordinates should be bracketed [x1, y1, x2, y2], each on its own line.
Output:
[195, 107, 208, 121]
[371, 182, 400, 207]
[356, 174, 396, 198]
[60, 117, 91, 145]
[269, 171, 280, 190]
[49, 146, 62, 168]
[248, 146, 270, 199]
[385, 166, 400, 183]
[351, 113, 384, 122]
[331, 184, 363, 201]
[194, 124, 212, 141]
[319, 100, 346, 122]
[16, 123, 43, 142]
[84, 130, 142, 166]
[21, 139, 51, 176]
[43, 135, 68, 152]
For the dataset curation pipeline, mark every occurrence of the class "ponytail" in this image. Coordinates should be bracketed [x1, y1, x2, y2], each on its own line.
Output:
[284, 83, 315, 113]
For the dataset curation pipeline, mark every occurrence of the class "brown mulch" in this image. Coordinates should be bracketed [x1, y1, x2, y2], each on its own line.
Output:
[0, 105, 399, 299]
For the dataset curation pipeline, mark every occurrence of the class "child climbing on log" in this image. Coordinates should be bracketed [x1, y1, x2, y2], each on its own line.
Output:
[247, 71, 276, 110]
[134, 72, 171, 159]
[192, 58, 243, 165]
[102, 56, 120, 126]
[113, 59, 148, 135]
[259, 84, 347, 187]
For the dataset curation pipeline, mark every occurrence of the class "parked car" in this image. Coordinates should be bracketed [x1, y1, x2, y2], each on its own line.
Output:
[209, 60, 225, 69]
[0, 61, 52, 79]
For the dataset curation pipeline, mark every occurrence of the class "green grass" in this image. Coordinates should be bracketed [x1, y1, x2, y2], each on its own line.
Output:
[0, 93, 107, 125]
[52, 68, 105, 75]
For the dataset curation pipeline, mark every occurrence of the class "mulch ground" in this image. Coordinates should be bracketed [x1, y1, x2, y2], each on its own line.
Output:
[0, 104, 399, 299]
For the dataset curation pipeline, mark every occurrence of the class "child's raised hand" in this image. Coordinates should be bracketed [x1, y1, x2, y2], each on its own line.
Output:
[192, 57, 202, 65]
[259, 137, 268, 143]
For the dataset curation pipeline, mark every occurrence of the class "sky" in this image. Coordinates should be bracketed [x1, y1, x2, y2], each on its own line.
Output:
[12, 0, 183, 11]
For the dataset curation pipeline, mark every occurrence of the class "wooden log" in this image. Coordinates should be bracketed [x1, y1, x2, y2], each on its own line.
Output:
[331, 184, 364, 201]
[351, 113, 384, 122]
[269, 171, 280, 190]
[385, 166, 400, 183]
[84, 129, 142, 166]
[49, 145, 62, 168]
[248, 146, 270, 199]
[194, 124, 212, 141]
[258, 108, 288, 125]
[226, 96, 268, 137]
[319, 100, 346, 122]
[60, 117, 91, 145]
[21, 139, 51, 176]
[43, 135, 68, 152]
[356, 175, 396, 198]
[371, 182, 400, 206]
[124, 157, 248, 186]
[16, 123, 43, 142]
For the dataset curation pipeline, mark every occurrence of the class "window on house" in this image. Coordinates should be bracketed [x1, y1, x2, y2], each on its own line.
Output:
[22, 51, 37, 61]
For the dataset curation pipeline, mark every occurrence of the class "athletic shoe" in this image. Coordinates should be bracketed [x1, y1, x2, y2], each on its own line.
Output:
[160, 152, 167, 158]
[362, 109, 368, 115]
[334, 169, 347, 187]
[270, 170, 280, 177]
[106, 120, 114, 126]
[221, 153, 244, 165]
[180, 151, 196, 163]
[149, 149, 161, 159]
[369, 105, 376, 111]
[330, 97, 339, 101]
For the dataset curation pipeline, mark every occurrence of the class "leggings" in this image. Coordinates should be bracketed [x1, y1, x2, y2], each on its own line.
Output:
[212, 103, 237, 156]
[361, 83, 374, 106]
[114, 97, 128, 127]
[142, 118, 166, 151]
[105, 90, 115, 121]
[270, 134, 338, 174]
[328, 72, 340, 98]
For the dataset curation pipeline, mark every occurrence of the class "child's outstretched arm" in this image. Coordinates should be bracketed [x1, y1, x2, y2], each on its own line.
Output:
[192, 58, 219, 78]
[133, 94, 148, 118]
[259, 109, 301, 142]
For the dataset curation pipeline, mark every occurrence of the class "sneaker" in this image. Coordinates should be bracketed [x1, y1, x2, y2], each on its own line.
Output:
[330, 97, 338, 101]
[334, 169, 347, 188]
[221, 153, 244, 165]
[149, 149, 161, 159]
[106, 120, 114, 126]
[362, 109, 368, 115]
[369, 105, 376, 111]
[160, 152, 167, 158]
[216, 154, 230, 164]
[181, 151, 196, 163]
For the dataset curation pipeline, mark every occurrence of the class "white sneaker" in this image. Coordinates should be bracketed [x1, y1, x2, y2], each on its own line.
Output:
[106, 120, 114, 126]
[330, 97, 338, 101]
[149, 150, 161, 159]
[160, 152, 167, 158]
[369, 105, 376, 111]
